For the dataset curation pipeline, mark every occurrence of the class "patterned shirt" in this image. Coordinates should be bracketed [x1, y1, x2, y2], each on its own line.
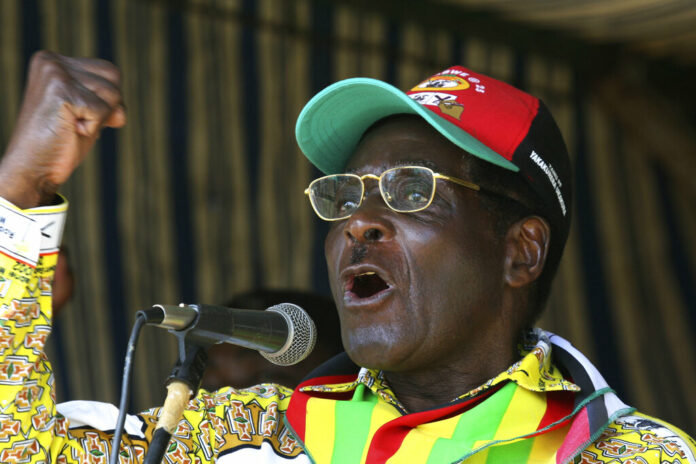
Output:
[0, 197, 694, 463]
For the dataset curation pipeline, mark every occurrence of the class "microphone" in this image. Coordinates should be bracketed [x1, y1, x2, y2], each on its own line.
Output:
[144, 303, 316, 366]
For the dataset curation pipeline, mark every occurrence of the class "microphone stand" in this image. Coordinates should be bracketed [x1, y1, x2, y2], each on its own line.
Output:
[143, 329, 209, 464]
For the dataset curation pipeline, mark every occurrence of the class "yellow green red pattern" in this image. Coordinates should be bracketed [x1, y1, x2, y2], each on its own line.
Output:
[287, 350, 696, 464]
[294, 380, 574, 463]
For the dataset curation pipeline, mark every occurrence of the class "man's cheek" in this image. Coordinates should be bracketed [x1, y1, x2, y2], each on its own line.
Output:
[324, 233, 342, 280]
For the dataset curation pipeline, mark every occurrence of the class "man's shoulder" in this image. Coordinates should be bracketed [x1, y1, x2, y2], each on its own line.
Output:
[578, 412, 696, 463]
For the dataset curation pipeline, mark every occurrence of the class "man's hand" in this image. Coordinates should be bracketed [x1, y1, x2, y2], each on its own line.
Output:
[0, 51, 126, 209]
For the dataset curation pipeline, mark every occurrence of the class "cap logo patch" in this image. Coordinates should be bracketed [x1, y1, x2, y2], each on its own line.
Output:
[408, 73, 487, 120]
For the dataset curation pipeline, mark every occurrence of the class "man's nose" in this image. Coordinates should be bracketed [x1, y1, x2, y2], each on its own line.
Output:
[343, 191, 395, 243]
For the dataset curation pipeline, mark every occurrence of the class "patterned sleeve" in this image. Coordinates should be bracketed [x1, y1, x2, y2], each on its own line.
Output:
[0, 196, 72, 462]
[578, 413, 696, 463]
[0, 196, 308, 463]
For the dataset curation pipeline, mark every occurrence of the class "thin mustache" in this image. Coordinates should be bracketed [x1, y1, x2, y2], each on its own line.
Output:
[350, 244, 368, 265]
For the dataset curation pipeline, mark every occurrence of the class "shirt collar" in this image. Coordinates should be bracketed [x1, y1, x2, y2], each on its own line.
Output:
[299, 329, 580, 412]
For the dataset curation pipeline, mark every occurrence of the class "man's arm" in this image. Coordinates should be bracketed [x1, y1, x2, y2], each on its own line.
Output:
[0, 52, 307, 464]
[0, 50, 126, 462]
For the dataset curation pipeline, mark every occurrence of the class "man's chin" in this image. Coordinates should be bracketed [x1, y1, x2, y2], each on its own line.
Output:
[342, 336, 411, 371]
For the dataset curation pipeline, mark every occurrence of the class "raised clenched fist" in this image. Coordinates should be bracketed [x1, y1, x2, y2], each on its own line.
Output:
[0, 51, 126, 209]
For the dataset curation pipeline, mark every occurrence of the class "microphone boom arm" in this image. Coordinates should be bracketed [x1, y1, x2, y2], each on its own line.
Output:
[151, 303, 292, 355]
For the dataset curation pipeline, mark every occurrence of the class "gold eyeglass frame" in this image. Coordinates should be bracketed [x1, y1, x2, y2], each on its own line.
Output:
[304, 165, 482, 221]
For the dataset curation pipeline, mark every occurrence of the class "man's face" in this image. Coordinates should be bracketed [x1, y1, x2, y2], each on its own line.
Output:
[324, 115, 509, 374]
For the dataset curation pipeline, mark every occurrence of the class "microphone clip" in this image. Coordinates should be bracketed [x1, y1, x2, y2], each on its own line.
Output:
[168, 341, 208, 392]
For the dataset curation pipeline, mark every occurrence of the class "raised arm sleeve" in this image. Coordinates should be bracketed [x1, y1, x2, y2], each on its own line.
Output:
[0, 195, 72, 461]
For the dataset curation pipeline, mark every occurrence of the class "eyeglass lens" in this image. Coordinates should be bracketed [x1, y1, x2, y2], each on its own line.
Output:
[381, 167, 435, 212]
[310, 175, 363, 219]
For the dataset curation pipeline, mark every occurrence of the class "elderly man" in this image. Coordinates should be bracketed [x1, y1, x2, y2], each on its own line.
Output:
[0, 52, 693, 463]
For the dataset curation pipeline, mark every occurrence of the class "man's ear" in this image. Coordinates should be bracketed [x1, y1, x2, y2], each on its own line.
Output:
[503, 216, 551, 288]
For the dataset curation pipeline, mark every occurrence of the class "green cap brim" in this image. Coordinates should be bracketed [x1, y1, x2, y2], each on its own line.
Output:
[295, 77, 519, 174]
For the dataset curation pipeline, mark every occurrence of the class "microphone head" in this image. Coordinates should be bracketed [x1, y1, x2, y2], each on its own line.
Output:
[260, 303, 317, 366]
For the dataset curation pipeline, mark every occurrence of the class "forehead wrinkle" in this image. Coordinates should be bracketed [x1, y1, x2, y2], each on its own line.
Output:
[345, 158, 444, 175]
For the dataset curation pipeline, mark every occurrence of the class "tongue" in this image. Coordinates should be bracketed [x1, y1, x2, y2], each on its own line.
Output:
[353, 274, 388, 298]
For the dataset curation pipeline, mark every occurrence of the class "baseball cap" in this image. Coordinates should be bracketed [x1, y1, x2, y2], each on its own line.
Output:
[295, 66, 572, 239]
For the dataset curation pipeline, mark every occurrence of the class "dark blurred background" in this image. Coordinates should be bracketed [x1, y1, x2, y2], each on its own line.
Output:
[0, 0, 694, 432]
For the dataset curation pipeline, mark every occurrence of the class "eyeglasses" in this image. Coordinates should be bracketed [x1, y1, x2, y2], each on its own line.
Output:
[304, 165, 483, 221]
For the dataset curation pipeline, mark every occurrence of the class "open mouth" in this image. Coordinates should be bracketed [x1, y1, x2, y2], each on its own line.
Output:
[349, 271, 390, 299]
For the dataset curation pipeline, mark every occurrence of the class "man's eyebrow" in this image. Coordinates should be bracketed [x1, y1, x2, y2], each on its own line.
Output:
[345, 159, 443, 174]
[396, 159, 441, 171]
